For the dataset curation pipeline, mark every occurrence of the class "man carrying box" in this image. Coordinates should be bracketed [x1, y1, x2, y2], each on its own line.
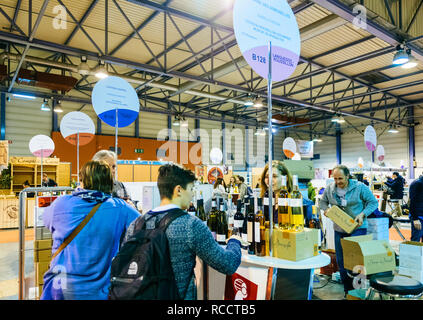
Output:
[319, 165, 378, 297]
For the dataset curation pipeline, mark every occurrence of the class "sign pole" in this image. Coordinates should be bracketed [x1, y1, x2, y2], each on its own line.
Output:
[40, 148, 43, 187]
[267, 41, 273, 257]
[115, 106, 118, 180]
[77, 130, 80, 184]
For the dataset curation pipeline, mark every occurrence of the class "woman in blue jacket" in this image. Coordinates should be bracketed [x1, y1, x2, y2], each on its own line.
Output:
[41, 161, 140, 300]
[319, 165, 378, 297]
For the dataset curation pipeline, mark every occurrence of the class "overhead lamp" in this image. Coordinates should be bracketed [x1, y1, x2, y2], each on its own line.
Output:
[388, 125, 399, 134]
[173, 115, 180, 126]
[13, 93, 36, 100]
[393, 44, 409, 65]
[331, 115, 345, 124]
[337, 116, 345, 124]
[313, 136, 323, 143]
[78, 56, 91, 75]
[244, 100, 254, 107]
[180, 117, 188, 127]
[41, 98, 51, 111]
[253, 98, 263, 108]
[402, 49, 418, 69]
[94, 61, 108, 79]
[53, 100, 63, 113]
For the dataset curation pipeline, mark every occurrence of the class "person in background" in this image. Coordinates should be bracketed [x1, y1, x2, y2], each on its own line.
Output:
[122, 164, 245, 300]
[237, 176, 248, 200]
[41, 161, 140, 300]
[409, 173, 423, 242]
[92, 150, 133, 204]
[319, 165, 378, 297]
[227, 176, 237, 192]
[384, 171, 405, 217]
[22, 180, 35, 198]
[42, 173, 57, 187]
[212, 177, 228, 200]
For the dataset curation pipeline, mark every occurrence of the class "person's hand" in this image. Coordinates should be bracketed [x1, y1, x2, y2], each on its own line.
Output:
[414, 220, 422, 231]
[355, 213, 365, 227]
[323, 209, 329, 217]
[227, 235, 249, 247]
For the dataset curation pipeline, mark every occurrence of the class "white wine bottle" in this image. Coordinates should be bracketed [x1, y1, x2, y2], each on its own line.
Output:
[278, 175, 290, 230]
[290, 175, 304, 232]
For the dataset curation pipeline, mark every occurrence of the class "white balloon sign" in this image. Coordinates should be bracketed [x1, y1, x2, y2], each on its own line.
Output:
[376, 145, 385, 162]
[29, 135, 55, 157]
[283, 137, 296, 159]
[210, 148, 223, 164]
[364, 126, 377, 152]
[60, 111, 95, 146]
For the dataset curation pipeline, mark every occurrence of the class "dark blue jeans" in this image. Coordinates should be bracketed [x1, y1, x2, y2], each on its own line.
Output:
[411, 220, 423, 242]
[334, 228, 367, 294]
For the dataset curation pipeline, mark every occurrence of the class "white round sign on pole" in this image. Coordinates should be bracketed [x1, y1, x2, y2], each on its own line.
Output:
[358, 157, 364, 169]
[292, 153, 301, 161]
[29, 135, 55, 157]
[60, 112, 95, 146]
[92, 76, 140, 128]
[376, 145, 385, 162]
[283, 137, 296, 159]
[210, 148, 223, 164]
[364, 126, 377, 152]
[233, 0, 301, 82]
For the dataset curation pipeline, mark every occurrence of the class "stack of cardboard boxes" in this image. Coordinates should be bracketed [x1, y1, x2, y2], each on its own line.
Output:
[399, 241, 423, 283]
[367, 217, 389, 241]
[34, 239, 52, 299]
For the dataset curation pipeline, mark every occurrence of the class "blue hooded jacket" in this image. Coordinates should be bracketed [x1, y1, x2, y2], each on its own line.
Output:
[40, 191, 140, 300]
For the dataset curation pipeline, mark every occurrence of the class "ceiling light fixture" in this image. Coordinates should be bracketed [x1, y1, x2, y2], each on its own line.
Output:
[393, 44, 409, 65]
[401, 49, 418, 69]
[13, 93, 36, 100]
[41, 98, 51, 111]
[78, 56, 91, 75]
[94, 60, 108, 79]
[253, 98, 263, 108]
[53, 100, 63, 113]
[388, 125, 399, 134]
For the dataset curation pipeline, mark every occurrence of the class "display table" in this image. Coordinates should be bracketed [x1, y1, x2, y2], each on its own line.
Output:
[195, 251, 330, 300]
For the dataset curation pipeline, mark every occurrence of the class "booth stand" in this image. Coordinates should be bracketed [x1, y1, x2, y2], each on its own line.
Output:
[196, 252, 330, 300]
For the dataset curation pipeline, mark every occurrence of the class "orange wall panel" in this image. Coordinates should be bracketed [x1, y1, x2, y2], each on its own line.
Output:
[51, 132, 200, 175]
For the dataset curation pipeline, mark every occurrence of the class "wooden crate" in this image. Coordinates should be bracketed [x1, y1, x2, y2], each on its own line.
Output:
[0, 197, 19, 229]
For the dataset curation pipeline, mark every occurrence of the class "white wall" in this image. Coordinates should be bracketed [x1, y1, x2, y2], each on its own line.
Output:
[313, 136, 337, 170]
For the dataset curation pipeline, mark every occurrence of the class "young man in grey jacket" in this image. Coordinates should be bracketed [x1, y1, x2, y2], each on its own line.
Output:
[319, 165, 378, 297]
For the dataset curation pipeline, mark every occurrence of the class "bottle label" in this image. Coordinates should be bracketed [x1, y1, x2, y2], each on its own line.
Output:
[242, 233, 248, 242]
[278, 198, 289, 206]
[228, 216, 234, 225]
[217, 234, 226, 242]
[247, 222, 253, 242]
[234, 219, 244, 228]
[255, 222, 260, 242]
[290, 199, 303, 207]
[263, 198, 275, 206]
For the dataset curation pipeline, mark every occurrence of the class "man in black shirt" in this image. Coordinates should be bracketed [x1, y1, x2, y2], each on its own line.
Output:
[42, 173, 57, 187]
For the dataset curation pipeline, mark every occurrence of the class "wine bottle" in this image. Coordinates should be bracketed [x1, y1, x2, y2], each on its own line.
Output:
[234, 199, 244, 236]
[247, 197, 256, 255]
[278, 175, 291, 230]
[255, 197, 266, 256]
[208, 198, 218, 240]
[197, 198, 207, 225]
[290, 175, 304, 232]
[227, 196, 234, 238]
[216, 200, 226, 245]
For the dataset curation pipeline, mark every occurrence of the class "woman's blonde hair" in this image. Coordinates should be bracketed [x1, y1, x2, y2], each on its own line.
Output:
[79, 160, 114, 194]
[260, 160, 293, 197]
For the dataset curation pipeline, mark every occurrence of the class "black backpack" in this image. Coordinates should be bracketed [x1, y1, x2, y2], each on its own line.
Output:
[108, 208, 188, 300]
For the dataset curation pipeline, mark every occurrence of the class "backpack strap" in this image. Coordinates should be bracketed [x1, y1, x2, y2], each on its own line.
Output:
[51, 202, 102, 261]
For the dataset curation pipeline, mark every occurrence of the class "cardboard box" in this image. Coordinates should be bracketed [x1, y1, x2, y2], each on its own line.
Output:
[326, 206, 358, 234]
[367, 218, 389, 227]
[399, 241, 423, 256]
[368, 230, 389, 241]
[399, 266, 423, 283]
[341, 235, 396, 275]
[34, 248, 52, 263]
[34, 239, 53, 250]
[400, 253, 423, 270]
[272, 228, 319, 261]
[35, 261, 50, 285]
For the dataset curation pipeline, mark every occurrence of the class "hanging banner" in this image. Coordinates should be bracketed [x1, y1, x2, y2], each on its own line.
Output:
[376, 145, 385, 162]
[0, 140, 9, 172]
[283, 137, 296, 159]
[92, 76, 140, 128]
[364, 126, 377, 152]
[29, 135, 55, 157]
[296, 139, 314, 158]
[233, 0, 301, 82]
[60, 111, 95, 146]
